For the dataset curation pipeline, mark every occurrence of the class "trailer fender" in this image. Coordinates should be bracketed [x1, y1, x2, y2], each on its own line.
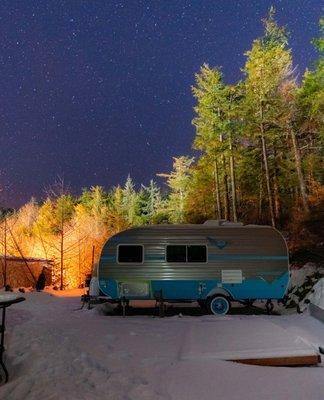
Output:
[206, 287, 233, 300]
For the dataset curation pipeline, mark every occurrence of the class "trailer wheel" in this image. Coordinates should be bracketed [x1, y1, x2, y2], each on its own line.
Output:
[208, 295, 231, 315]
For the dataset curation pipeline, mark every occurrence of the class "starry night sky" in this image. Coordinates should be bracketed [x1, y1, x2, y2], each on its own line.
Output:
[0, 0, 321, 207]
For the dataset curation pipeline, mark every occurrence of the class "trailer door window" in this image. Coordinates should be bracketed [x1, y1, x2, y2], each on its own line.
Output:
[187, 245, 207, 263]
[118, 245, 143, 263]
[166, 245, 186, 263]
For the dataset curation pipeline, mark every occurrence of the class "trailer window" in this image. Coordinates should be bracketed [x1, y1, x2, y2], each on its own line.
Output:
[187, 245, 207, 263]
[166, 245, 207, 263]
[118, 245, 143, 263]
[166, 245, 186, 263]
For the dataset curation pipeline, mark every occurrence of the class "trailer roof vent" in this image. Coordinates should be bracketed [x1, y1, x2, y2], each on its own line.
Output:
[203, 220, 244, 227]
[221, 221, 244, 227]
[203, 220, 226, 226]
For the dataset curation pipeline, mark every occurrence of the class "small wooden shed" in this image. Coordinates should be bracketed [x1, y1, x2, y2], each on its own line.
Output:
[0, 255, 53, 288]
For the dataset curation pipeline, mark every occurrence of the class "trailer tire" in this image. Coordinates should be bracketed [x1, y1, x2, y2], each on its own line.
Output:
[207, 295, 231, 315]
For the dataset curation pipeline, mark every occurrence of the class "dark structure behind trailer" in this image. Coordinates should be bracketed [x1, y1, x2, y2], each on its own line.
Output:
[0, 256, 52, 288]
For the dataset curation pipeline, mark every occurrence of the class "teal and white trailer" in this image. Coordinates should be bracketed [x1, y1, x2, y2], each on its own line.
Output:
[96, 220, 289, 315]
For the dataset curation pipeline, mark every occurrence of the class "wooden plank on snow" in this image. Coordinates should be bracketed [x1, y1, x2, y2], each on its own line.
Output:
[231, 354, 321, 367]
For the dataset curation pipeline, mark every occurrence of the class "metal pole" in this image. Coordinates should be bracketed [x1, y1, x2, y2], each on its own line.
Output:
[4, 218, 7, 288]
[0, 306, 9, 382]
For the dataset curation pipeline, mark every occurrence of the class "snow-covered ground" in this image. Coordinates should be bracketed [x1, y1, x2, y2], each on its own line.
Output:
[1, 290, 324, 400]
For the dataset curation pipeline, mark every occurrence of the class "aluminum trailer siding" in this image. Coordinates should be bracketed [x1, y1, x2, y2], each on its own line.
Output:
[98, 222, 289, 314]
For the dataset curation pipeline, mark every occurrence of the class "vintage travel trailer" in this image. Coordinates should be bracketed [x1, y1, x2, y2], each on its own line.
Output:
[96, 220, 290, 315]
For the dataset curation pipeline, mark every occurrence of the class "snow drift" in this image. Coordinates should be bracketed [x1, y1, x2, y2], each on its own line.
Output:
[285, 263, 324, 311]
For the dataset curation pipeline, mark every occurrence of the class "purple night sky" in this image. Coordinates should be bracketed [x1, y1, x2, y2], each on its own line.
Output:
[0, 0, 321, 207]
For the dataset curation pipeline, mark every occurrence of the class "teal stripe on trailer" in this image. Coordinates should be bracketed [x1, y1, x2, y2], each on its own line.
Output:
[208, 254, 288, 261]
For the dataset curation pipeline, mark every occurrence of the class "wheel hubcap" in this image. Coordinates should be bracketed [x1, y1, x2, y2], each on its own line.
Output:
[211, 297, 229, 315]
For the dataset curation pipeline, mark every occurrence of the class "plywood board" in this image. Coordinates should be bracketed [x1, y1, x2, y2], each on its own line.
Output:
[232, 354, 321, 366]
[180, 316, 319, 363]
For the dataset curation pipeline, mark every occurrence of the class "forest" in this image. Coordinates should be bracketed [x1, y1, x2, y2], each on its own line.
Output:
[1, 11, 323, 289]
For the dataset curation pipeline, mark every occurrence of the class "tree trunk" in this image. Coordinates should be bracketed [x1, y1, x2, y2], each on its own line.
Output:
[222, 158, 230, 221]
[219, 134, 230, 220]
[91, 245, 95, 268]
[8, 225, 37, 284]
[60, 203, 64, 290]
[259, 99, 275, 227]
[213, 159, 222, 219]
[179, 189, 184, 223]
[78, 237, 81, 287]
[273, 173, 281, 221]
[258, 162, 263, 222]
[272, 146, 281, 221]
[229, 132, 237, 222]
[260, 129, 275, 227]
[60, 228, 64, 290]
[290, 128, 309, 212]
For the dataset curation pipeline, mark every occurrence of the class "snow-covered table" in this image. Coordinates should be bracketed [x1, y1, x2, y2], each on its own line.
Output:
[0, 294, 25, 384]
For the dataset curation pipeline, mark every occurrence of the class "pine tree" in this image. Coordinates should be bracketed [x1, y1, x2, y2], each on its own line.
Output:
[243, 8, 292, 226]
[298, 17, 324, 186]
[192, 64, 242, 221]
[279, 79, 309, 212]
[34, 199, 56, 236]
[185, 156, 215, 222]
[140, 179, 162, 223]
[122, 175, 141, 225]
[158, 156, 194, 223]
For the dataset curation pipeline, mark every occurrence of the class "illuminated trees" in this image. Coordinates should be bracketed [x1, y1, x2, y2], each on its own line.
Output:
[158, 156, 194, 223]
[297, 17, 324, 187]
[279, 79, 309, 212]
[188, 10, 323, 227]
[243, 9, 292, 226]
[121, 175, 141, 225]
[192, 65, 228, 220]
[192, 66, 242, 221]
[140, 179, 162, 224]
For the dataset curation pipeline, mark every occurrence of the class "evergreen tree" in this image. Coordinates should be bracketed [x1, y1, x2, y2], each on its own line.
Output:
[79, 186, 108, 230]
[34, 199, 56, 236]
[158, 156, 194, 223]
[279, 79, 309, 212]
[243, 8, 292, 226]
[298, 17, 324, 186]
[192, 64, 226, 219]
[122, 175, 141, 225]
[106, 185, 129, 233]
[185, 156, 215, 222]
[140, 179, 162, 223]
[192, 65, 242, 221]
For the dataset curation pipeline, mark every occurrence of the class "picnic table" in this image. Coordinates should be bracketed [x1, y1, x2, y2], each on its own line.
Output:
[0, 293, 25, 384]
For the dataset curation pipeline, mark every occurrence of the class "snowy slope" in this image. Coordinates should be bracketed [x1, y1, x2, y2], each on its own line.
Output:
[289, 263, 317, 287]
[310, 278, 324, 309]
[286, 263, 324, 309]
[1, 290, 324, 400]
[300, 278, 324, 312]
